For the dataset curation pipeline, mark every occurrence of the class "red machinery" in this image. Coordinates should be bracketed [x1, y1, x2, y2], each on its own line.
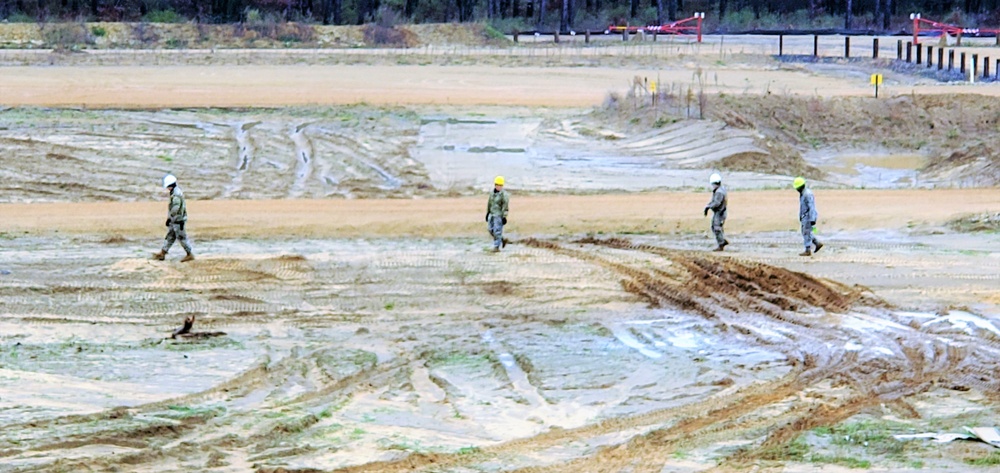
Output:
[910, 13, 1000, 44]
[607, 12, 705, 43]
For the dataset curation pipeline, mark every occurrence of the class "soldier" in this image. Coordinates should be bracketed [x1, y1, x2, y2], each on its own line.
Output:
[703, 173, 729, 251]
[152, 174, 195, 262]
[485, 176, 509, 252]
[793, 177, 823, 256]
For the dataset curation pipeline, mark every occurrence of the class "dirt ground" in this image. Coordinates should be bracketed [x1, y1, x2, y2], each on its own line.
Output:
[2, 33, 1000, 473]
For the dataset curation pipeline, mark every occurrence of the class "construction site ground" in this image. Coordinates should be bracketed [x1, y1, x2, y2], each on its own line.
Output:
[1, 30, 1000, 473]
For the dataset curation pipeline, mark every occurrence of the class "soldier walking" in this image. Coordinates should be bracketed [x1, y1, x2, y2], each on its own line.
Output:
[152, 174, 195, 262]
[793, 177, 823, 256]
[485, 176, 509, 252]
[703, 173, 729, 251]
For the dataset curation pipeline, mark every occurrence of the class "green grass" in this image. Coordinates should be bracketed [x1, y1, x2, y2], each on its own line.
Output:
[965, 451, 1000, 466]
[810, 454, 871, 469]
[758, 437, 810, 461]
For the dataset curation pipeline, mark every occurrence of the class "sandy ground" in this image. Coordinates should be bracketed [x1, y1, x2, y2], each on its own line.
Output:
[1, 50, 999, 107]
[3, 34, 1000, 473]
[2, 189, 998, 238]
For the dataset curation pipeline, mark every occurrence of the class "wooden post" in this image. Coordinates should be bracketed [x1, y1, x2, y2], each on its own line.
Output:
[961, 52, 966, 74]
[585, 30, 590, 44]
[779, 34, 783, 56]
[927, 46, 933, 68]
[845, 36, 850, 58]
[985, 57, 991, 79]
[554, 30, 560, 43]
[652, 31, 657, 42]
[949, 50, 955, 71]
[897, 40, 903, 60]
[916, 44, 922, 64]
[906, 41, 912, 62]
[813, 34, 819, 57]
[622, 28, 628, 42]
[873, 38, 879, 58]
[938, 48, 944, 70]
[972, 54, 978, 78]
[513, 31, 518, 43]
[996, 59, 999, 79]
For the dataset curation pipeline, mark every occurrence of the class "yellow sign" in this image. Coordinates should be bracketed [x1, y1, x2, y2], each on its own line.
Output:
[650, 81, 657, 93]
[870, 74, 883, 85]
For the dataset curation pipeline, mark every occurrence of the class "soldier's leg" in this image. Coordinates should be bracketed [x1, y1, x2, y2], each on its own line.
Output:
[161, 226, 177, 253]
[490, 216, 503, 249]
[801, 222, 814, 250]
[175, 222, 193, 254]
[712, 216, 726, 247]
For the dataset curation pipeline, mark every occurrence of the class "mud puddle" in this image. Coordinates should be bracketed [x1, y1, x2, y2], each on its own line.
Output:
[806, 150, 930, 188]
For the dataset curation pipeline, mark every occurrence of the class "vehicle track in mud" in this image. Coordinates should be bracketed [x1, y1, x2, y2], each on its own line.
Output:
[2, 236, 998, 473]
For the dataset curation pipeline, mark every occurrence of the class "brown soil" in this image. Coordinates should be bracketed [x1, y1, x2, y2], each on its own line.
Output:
[2, 189, 998, 239]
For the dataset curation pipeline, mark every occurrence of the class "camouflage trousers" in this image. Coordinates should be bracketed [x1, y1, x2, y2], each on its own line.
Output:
[488, 215, 504, 249]
[162, 221, 193, 254]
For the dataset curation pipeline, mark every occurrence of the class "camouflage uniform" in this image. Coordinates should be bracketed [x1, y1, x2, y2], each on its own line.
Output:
[162, 186, 193, 255]
[486, 189, 510, 250]
[706, 185, 728, 247]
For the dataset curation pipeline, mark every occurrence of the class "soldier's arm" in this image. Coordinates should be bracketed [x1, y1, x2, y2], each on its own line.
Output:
[502, 193, 509, 218]
[168, 196, 182, 220]
[707, 191, 724, 210]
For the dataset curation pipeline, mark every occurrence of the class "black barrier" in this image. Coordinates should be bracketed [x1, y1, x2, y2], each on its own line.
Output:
[926, 46, 933, 68]
[814, 35, 819, 56]
[949, 50, 955, 71]
[906, 41, 912, 62]
[938, 48, 944, 70]
[845, 37, 850, 58]
[916, 44, 922, 64]
[779, 35, 784, 56]
[986, 57, 991, 79]
[897, 40, 903, 60]
[961, 52, 967, 74]
[873, 38, 879, 58]
[973, 54, 978, 78]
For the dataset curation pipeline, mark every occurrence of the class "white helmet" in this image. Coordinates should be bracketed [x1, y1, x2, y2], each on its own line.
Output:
[709, 173, 722, 185]
[162, 174, 177, 188]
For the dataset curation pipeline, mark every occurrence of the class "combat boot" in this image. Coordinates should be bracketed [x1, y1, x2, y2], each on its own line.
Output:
[814, 242, 824, 253]
[152, 250, 166, 261]
[712, 246, 724, 252]
[721, 239, 730, 249]
[180, 253, 195, 263]
[799, 250, 812, 257]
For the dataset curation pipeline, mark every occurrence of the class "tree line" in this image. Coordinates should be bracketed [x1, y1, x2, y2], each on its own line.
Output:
[2, 0, 1000, 31]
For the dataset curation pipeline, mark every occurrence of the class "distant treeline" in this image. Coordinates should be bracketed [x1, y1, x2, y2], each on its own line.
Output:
[2, 0, 1000, 31]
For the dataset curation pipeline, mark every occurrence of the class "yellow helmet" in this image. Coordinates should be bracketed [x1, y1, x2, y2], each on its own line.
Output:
[793, 177, 806, 189]
[494, 176, 505, 186]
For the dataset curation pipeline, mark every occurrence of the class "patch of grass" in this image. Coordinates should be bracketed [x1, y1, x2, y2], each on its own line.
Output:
[828, 420, 908, 455]
[143, 9, 186, 23]
[457, 446, 481, 455]
[965, 451, 1000, 466]
[383, 301, 395, 310]
[157, 154, 173, 163]
[90, 26, 107, 37]
[758, 437, 810, 461]
[809, 454, 871, 468]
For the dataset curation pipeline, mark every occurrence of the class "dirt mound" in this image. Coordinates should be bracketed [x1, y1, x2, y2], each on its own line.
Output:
[543, 237, 872, 318]
[922, 141, 1000, 186]
[708, 93, 1000, 183]
[948, 211, 1000, 232]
